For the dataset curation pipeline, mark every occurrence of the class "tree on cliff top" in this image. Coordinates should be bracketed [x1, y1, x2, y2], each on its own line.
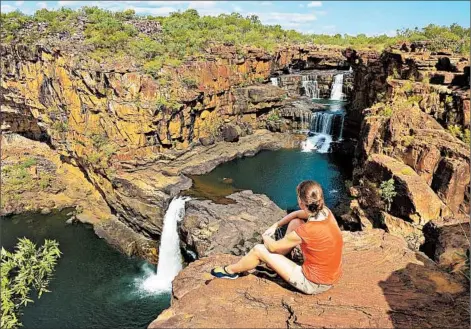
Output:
[1, 7, 469, 63]
[1, 238, 61, 329]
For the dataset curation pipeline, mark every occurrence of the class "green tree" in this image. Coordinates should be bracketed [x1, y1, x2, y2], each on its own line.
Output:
[380, 178, 397, 211]
[1, 238, 61, 329]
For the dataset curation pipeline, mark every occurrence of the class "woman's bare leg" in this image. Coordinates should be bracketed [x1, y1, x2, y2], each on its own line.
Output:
[226, 244, 297, 281]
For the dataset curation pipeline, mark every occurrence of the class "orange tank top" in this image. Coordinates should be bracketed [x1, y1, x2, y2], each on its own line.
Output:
[294, 210, 343, 285]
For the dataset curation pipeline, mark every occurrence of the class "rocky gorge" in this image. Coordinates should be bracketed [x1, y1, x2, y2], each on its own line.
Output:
[2, 15, 470, 328]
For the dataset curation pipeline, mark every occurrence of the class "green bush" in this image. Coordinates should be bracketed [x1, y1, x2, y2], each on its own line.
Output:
[380, 178, 397, 211]
[1, 238, 61, 329]
[267, 110, 281, 121]
[447, 124, 463, 139]
[463, 129, 470, 145]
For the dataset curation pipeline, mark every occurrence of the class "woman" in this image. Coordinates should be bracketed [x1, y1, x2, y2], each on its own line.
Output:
[211, 180, 343, 295]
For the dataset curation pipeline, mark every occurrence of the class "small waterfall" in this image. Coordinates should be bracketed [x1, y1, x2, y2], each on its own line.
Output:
[271, 77, 279, 86]
[141, 197, 189, 293]
[301, 75, 319, 99]
[301, 111, 345, 153]
[330, 74, 344, 101]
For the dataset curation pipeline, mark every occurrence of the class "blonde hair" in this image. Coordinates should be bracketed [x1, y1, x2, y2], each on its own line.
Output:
[296, 180, 325, 217]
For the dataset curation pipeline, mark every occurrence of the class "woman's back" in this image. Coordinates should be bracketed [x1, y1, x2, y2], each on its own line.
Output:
[295, 209, 343, 285]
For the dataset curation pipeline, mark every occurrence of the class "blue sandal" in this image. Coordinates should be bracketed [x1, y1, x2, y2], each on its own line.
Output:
[211, 266, 239, 279]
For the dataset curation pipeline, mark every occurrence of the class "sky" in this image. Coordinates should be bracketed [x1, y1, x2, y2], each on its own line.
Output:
[1, 1, 470, 36]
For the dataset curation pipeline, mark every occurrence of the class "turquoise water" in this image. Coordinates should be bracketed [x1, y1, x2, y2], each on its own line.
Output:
[191, 149, 348, 211]
[1, 210, 170, 329]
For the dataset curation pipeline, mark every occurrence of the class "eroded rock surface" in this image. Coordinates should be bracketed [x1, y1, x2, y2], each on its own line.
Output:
[180, 191, 286, 258]
[150, 230, 468, 328]
[1, 133, 110, 222]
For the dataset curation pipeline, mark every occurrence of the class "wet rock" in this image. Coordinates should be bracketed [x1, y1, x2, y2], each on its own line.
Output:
[180, 190, 286, 258]
[150, 230, 468, 329]
[40, 208, 51, 215]
[65, 216, 76, 224]
[94, 216, 159, 264]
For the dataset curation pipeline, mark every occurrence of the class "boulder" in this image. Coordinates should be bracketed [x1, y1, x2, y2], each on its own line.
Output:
[422, 216, 470, 277]
[180, 191, 286, 257]
[364, 154, 450, 223]
[150, 230, 468, 328]
[220, 124, 240, 142]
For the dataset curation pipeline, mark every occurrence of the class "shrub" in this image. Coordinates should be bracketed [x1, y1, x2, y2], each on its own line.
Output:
[52, 121, 68, 132]
[380, 178, 397, 211]
[403, 135, 415, 147]
[447, 124, 463, 139]
[1, 238, 61, 329]
[181, 77, 198, 89]
[267, 110, 281, 121]
[379, 105, 393, 117]
[463, 129, 470, 145]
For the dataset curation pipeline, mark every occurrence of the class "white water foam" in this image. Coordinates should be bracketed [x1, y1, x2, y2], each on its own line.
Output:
[139, 197, 189, 294]
[271, 77, 279, 86]
[330, 74, 344, 101]
[301, 133, 333, 154]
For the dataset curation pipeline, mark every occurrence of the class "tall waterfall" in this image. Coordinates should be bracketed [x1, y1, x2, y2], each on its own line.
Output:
[301, 111, 345, 153]
[302, 75, 320, 99]
[141, 197, 189, 293]
[330, 74, 344, 100]
[271, 77, 279, 86]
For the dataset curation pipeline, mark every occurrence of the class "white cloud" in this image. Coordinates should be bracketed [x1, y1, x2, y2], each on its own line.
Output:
[36, 2, 47, 9]
[57, 1, 82, 7]
[256, 12, 317, 24]
[260, 1, 272, 5]
[15, 1, 24, 6]
[1, 4, 16, 12]
[299, 4, 304, 7]
[307, 1, 322, 8]
[188, 1, 217, 9]
[232, 5, 242, 12]
[107, 5, 177, 16]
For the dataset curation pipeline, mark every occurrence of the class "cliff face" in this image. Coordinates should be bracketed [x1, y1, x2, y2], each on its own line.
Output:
[1, 43, 351, 239]
[342, 49, 470, 254]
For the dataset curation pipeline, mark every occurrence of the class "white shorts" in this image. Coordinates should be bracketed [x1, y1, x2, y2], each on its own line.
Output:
[288, 265, 332, 295]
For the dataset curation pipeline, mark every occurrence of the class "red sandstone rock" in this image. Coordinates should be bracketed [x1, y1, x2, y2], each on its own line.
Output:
[149, 230, 468, 329]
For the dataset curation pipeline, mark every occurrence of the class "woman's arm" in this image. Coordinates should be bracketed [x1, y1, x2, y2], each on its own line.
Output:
[263, 210, 309, 237]
[276, 210, 309, 227]
[263, 231, 302, 253]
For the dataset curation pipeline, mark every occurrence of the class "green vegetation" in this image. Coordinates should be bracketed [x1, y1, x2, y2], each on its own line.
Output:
[87, 133, 118, 167]
[1, 157, 54, 208]
[267, 110, 281, 121]
[402, 135, 415, 147]
[52, 121, 68, 133]
[380, 178, 397, 211]
[1, 7, 469, 74]
[1, 238, 61, 329]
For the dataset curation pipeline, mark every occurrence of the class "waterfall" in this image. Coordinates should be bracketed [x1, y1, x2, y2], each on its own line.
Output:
[330, 74, 344, 100]
[140, 197, 189, 293]
[271, 77, 279, 86]
[301, 111, 345, 153]
[301, 75, 319, 99]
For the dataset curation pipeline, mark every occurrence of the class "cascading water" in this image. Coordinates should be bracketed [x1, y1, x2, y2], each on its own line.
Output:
[271, 77, 279, 86]
[140, 197, 189, 293]
[330, 74, 344, 101]
[301, 111, 345, 153]
[302, 75, 320, 99]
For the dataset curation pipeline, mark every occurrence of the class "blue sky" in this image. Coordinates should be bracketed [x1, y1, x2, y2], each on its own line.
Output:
[1, 1, 469, 36]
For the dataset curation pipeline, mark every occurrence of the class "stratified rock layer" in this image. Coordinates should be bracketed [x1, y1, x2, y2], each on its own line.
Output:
[150, 230, 468, 328]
